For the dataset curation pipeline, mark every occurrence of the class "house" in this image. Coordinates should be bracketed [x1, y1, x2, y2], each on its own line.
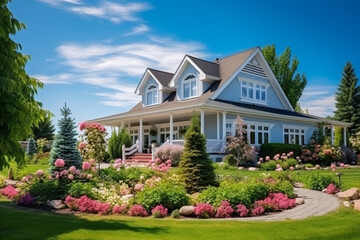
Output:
[90, 47, 350, 161]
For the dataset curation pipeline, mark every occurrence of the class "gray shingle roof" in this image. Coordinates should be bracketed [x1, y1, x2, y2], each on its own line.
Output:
[187, 55, 220, 78]
[148, 68, 173, 86]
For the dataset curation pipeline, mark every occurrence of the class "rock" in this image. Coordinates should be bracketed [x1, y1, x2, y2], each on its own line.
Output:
[121, 194, 134, 202]
[354, 200, 360, 211]
[248, 167, 259, 171]
[238, 167, 245, 170]
[179, 206, 195, 217]
[322, 189, 327, 193]
[315, 164, 321, 169]
[343, 201, 351, 207]
[337, 188, 360, 200]
[294, 182, 304, 188]
[47, 200, 65, 209]
[5, 179, 17, 186]
[295, 198, 304, 205]
[340, 146, 358, 165]
[295, 164, 305, 170]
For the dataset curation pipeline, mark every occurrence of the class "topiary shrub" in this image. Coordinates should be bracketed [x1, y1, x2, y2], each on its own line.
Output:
[179, 115, 218, 193]
[155, 143, 183, 167]
[259, 143, 302, 158]
[135, 181, 189, 212]
[223, 154, 237, 166]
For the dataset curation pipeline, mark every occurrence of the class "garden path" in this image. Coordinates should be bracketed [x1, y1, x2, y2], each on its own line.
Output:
[208, 188, 341, 221]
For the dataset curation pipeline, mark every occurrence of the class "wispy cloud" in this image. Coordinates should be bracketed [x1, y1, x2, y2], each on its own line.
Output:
[37, 0, 150, 24]
[299, 85, 337, 117]
[38, 37, 208, 107]
[125, 24, 150, 36]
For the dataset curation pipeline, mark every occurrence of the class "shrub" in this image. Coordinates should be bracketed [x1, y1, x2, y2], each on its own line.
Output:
[254, 193, 296, 212]
[68, 182, 96, 199]
[155, 144, 183, 167]
[26, 138, 37, 157]
[112, 204, 127, 214]
[29, 180, 70, 203]
[326, 183, 339, 194]
[305, 163, 314, 168]
[128, 204, 148, 217]
[108, 129, 131, 160]
[74, 195, 111, 215]
[151, 205, 168, 218]
[235, 204, 249, 217]
[0, 185, 19, 199]
[65, 195, 79, 210]
[98, 167, 153, 186]
[171, 209, 180, 218]
[135, 181, 189, 212]
[18, 193, 35, 206]
[223, 154, 237, 166]
[0, 175, 6, 188]
[251, 205, 265, 216]
[269, 180, 296, 199]
[305, 173, 336, 191]
[259, 143, 302, 159]
[215, 201, 234, 218]
[260, 160, 277, 171]
[284, 158, 298, 168]
[194, 203, 215, 218]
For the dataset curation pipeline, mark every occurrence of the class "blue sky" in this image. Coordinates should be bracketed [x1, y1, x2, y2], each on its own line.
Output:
[9, 0, 360, 129]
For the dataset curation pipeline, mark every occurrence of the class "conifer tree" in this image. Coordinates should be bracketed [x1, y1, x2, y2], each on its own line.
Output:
[49, 104, 82, 171]
[334, 62, 360, 137]
[32, 115, 55, 140]
[26, 138, 37, 157]
[179, 115, 217, 193]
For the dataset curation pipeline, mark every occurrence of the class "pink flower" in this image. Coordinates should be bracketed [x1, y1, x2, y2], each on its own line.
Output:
[151, 205, 168, 218]
[331, 163, 336, 170]
[265, 156, 270, 161]
[165, 160, 172, 165]
[55, 174, 60, 179]
[215, 201, 234, 218]
[112, 204, 127, 214]
[78, 142, 86, 149]
[21, 176, 28, 182]
[134, 183, 144, 192]
[75, 169, 81, 175]
[289, 166, 295, 171]
[128, 204, 148, 217]
[340, 163, 345, 168]
[194, 203, 215, 218]
[276, 164, 281, 169]
[236, 204, 249, 217]
[36, 169, 44, 178]
[54, 159, 65, 168]
[326, 183, 339, 194]
[60, 170, 68, 176]
[87, 174, 93, 179]
[89, 159, 95, 164]
[155, 158, 162, 164]
[83, 162, 91, 170]
[68, 174, 74, 180]
[275, 167, 283, 172]
[0, 185, 19, 199]
[69, 166, 76, 174]
[79, 122, 88, 131]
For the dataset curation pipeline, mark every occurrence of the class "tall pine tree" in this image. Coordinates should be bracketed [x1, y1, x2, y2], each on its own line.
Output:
[179, 114, 217, 193]
[49, 104, 82, 170]
[334, 62, 360, 137]
[32, 115, 55, 140]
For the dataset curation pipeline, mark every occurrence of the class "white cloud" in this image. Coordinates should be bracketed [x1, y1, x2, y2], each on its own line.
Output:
[125, 24, 150, 36]
[299, 85, 337, 117]
[38, 0, 150, 24]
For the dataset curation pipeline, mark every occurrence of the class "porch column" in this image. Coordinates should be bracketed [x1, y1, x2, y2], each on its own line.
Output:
[217, 113, 220, 140]
[169, 114, 173, 143]
[330, 125, 334, 146]
[200, 110, 205, 134]
[323, 126, 326, 136]
[344, 127, 347, 147]
[128, 122, 131, 134]
[121, 121, 124, 129]
[139, 119, 143, 153]
[222, 112, 226, 146]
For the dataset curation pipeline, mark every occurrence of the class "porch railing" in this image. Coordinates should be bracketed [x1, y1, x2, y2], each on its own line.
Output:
[122, 140, 139, 163]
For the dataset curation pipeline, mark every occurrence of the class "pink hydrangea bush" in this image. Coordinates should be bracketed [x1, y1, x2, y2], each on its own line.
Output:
[254, 193, 296, 212]
[18, 193, 35, 206]
[326, 183, 339, 194]
[151, 205, 168, 218]
[113, 158, 123, 169]
[65, 195, 111, 215]
[65, 195, 79, 210]
[215, 201, 234, 218]
[194, 203, 215, 218]
[82, 161, 91, 170]
[155, 144, 184, 166]
[0, 185, 19, 199]
[147, 158, 172, 172]
[251, 205, 265, 216]
[112, 204, 127, 214]
[36, 169, 44, 178]
[134, 183, 144, 192]
[235, 204, 249, 217]
[54, 158, 65, 168]
[128, 204, 148, 217]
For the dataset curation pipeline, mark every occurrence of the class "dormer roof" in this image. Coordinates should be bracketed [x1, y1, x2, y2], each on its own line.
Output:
[135, 68, 174, 94]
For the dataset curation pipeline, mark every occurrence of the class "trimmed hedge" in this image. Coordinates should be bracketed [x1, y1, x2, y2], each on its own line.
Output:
[259, 143, 302, 158]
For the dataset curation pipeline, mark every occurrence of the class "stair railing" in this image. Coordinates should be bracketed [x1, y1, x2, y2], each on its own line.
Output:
[122, 140, 139, 163]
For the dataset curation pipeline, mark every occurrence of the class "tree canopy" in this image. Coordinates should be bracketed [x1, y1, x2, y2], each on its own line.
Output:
[32, 114, 55, 140]
[0, 0, 47, 170]
[262, 44, 307, 109]
[334, 62, 360, 137]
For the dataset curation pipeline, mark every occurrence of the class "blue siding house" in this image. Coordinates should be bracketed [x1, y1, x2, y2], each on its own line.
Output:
[91, 47, 350, 160]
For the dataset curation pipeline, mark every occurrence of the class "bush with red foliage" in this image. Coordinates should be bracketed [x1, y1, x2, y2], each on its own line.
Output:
[194, 203, 215, 218]
[215, 201, 234, 218]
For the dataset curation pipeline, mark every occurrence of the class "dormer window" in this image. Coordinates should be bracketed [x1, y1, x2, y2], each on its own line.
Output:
[241, 80, 267, 103]
[183, 74, 197, 99]
[146, 85, 158, 105]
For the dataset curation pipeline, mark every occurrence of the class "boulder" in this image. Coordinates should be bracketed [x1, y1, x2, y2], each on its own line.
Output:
[238, 167, 245, 170]
[315, 164, 321, 169]
[353, 199, 360, 211]
[5, 179, 17, 186]
[343, 201, 351, 207]
[340, 146, 358, 165]
[294, 182, 304, 188]
[47, 200, 65, 209]
[295, 198, 304, 205]
[179, 206, 195, 217]
[337, 188, 360, 200]
[248, 167, 259, 171]
[121, 194, 134, 202]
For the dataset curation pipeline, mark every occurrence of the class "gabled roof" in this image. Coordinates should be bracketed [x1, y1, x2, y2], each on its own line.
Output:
[148, 68, 173, 86]
[187, 55, 219, 78]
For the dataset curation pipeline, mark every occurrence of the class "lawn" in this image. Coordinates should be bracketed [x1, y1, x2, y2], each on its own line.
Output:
[1, 198, 360, 240]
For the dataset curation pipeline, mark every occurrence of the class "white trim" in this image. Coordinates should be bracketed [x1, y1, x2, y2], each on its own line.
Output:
[282, 124, 308, 145]
[145, 84, 158, 106]
[135, 69, 174, 95]
[182, 73, 198, 99]
[169, 56, 204, 88]
[238, 76, 269, 105]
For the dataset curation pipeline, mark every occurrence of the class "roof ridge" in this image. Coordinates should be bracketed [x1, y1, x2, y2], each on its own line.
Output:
[217, 46, 259, 61]
[148, 68, 174, 75]
[186, 54, 218, 65]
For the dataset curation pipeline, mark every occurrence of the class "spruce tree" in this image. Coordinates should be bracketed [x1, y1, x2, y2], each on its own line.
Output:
[26, 138, 37, 157]
[32, 115, 55, 140]
[179, 115, 218, 193]
[334, 62, 360, 137]
[49, 104, 82, 171]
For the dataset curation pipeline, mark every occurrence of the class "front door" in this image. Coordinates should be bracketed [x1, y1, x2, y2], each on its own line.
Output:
[144, 134, 150, 151]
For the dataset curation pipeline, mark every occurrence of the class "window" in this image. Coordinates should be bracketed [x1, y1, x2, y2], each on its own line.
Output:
[146, 85, 158, 105]
[226, 123, 233, 136]
[227, 120, 270, 145]
[283, 127, 306, 145]
[241, 80, 267, 103]
[183, 74, 197, 98]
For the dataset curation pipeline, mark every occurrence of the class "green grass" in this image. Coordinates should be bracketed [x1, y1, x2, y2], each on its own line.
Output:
[1, 198, 360, 240]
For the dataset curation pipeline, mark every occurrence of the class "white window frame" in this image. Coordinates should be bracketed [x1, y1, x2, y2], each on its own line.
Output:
[282, 125, 308, 145]
[146, 85, 158, 106]
[238, 77, 269, 104]
[182, 74, 197, 99]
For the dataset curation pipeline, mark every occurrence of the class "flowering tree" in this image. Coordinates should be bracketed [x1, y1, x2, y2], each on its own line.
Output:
[226, 115, 252, 167]
[79, 122, 107, 169]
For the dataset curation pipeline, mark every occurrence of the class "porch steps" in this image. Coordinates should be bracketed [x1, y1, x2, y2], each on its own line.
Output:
[126, 153, 152, 164]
